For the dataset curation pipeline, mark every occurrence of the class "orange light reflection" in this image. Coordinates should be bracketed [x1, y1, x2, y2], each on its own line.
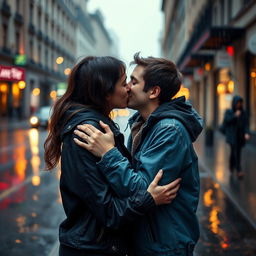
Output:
[28, 129, 41, 186]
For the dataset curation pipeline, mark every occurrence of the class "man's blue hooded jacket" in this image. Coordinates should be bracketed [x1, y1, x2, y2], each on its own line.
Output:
[98, 96, 203, 256]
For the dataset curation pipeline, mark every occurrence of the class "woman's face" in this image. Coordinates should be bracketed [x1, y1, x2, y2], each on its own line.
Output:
[106, 72, 130, 110]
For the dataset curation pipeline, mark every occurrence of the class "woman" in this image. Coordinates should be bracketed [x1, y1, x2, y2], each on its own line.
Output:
[44, 56, 180, 256]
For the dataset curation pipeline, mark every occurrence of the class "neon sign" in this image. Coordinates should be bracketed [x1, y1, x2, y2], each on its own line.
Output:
[0, 65, 25, 81]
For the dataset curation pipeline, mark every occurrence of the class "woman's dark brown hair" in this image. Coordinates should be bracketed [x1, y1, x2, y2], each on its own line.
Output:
[44, 56, 125, 170]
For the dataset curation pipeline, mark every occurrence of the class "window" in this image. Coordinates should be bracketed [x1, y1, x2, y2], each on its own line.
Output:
[52, 23, 54, 39]
[38, 11, 41, 30]
[243, 0, 253, 6]
[51, 52, 54, 70]
[227, 0, 232, 21]
[2, 24, 8, 47]
[29, 1, 34, 23]
[250, 56, 256, 131]
[29, 39, 34, 60]
[38, 43, 41, 63]
[16, 0, 20, 12]
[45, 49, 48, 67]
[15, 31, 20, 53]
[45, 17, 48, 34]
[220, 0, 225, 25]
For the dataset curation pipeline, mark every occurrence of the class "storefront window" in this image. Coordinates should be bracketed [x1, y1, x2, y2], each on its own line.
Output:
[0, 83, 8, 116]
[217, 68, 233, 125]
[250, 56, 256, 131]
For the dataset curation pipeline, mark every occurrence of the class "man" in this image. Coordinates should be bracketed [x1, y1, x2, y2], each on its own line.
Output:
[74, 53, 203, 256]
[222, 95, 250, 178]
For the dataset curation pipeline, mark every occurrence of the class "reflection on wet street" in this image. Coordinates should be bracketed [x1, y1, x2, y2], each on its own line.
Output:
[116, 112, 256, 256]
[194, 132, 256, 228]
[0, 127, 64, 256]
[0, 114, 256, 255]
[195, 171, 256, 255]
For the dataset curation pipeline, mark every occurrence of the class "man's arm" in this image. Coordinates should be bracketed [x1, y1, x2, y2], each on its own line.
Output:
[100, 123, 187, 189]
[74, 122, 183, 198]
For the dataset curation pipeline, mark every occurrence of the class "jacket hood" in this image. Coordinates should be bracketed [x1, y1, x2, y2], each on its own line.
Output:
[60, 106, 120, 140]
[232, 95, 243, 111]
[129, 96, 203, 142]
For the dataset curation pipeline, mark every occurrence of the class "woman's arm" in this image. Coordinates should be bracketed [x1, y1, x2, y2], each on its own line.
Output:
[64, 132, 154, 229]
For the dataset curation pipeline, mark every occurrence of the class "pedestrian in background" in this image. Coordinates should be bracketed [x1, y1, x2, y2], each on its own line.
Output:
[223, 95, 250, 178]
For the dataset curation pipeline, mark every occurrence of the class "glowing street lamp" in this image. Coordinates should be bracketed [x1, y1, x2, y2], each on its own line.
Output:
[56, 56, 64, 64]
[32, 88, 40, 96]
[18, 81, 26, 89]
[64, 68, 71, 76]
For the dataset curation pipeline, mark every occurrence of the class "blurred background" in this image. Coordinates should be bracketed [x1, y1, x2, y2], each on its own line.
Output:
[0, 0, 256, 255]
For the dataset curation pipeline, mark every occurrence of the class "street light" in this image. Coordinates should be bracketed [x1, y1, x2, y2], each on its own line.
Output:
[32, 88, 40, 96]
[64, 68, 71, 76]
[18, 81, 26, 89]
[56, 56, 64, 64]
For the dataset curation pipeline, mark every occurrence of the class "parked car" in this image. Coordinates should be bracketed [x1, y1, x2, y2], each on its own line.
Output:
[29, 106, 52, 128]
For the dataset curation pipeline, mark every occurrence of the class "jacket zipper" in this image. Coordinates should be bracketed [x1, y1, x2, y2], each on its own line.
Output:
[96, 227, 105, 242]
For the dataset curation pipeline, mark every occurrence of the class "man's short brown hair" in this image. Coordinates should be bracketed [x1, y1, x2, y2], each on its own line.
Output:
[131, 52, 182, 103]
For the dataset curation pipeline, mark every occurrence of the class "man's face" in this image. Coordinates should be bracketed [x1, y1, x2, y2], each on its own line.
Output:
[127, 65, 150, 110]
[236, 100, 243, 110]
[106, 73, 129, 109]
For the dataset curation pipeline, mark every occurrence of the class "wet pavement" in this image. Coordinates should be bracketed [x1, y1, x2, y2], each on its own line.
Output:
[195, 171, 256, 255]
[0, 116, 256, 255]
[0, 126, 64, 256]
[116, 112, 256, 256]
[194, 131, 256, 229]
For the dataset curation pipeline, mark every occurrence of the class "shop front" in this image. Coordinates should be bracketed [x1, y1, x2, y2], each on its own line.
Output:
[249, 55, 256, 132]
[214, 49, 235, 126]
[247, 31, 256, 134]
[0, 65, 26, 118]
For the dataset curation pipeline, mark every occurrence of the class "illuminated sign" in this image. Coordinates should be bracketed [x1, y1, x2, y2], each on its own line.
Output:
[14, 54, 27, 65]
[0, 65, 25, 81]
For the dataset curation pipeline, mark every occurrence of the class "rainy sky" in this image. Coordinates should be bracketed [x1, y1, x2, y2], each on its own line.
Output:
[88, 0, 163, 65]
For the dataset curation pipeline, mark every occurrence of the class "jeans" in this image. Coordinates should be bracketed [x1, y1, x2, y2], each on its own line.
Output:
[229, 144, 242, 172]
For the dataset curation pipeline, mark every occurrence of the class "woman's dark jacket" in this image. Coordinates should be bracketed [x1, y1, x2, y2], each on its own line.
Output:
[223, 95, 249, 146]
[59, 107, 155, 255]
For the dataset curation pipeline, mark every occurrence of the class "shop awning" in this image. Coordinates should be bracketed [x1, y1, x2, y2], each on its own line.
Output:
[178, 27, 245, 72]
[179, 53, 213, 71]
[192, 27, 245, 52]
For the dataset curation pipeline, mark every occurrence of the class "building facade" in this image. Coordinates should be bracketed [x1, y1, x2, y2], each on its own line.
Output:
[162, 0, 256, 143]
[0, 0, 117, 120]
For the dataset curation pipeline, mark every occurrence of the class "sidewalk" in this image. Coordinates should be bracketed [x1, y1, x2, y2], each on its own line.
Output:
[194, 130, 256, 230]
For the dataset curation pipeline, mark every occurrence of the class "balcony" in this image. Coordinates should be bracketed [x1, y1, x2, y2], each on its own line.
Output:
[1, 46, 11, 55]
[37, 30, 43, 41]
[44, 35, 50, 45]
[14, 12, 24, 26]
[51, 41, 56, 49]
[1, 1, 11, 18]
[28, 23, 36, 35]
